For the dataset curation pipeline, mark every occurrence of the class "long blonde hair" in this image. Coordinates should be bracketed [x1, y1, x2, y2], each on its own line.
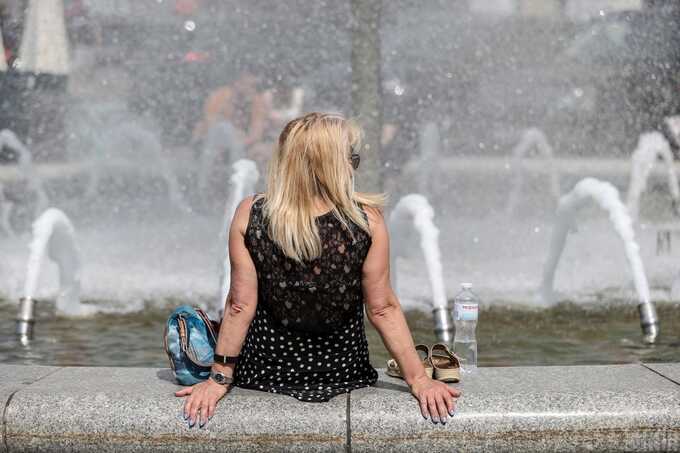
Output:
[263, 112, 384, 262]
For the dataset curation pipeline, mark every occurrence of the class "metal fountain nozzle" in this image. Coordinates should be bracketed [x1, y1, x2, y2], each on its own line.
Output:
[638, 301, 659, 345]
[432, 306, 453, 344]
[16, 297, 36, 342]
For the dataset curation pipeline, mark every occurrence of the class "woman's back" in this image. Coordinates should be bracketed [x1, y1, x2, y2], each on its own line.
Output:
[234, 196, 378, 402]
[246, 196, 371, 333]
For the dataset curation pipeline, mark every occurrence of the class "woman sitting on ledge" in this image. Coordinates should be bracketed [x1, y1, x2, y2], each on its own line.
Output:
[175, 112, 460, 426]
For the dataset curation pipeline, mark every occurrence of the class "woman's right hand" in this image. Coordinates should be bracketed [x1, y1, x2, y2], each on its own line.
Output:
[409, 375, 461, 424]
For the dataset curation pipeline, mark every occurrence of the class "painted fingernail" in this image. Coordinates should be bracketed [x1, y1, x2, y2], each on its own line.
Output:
[441, 417, 447, 425]
[431, 416, 439, 424]
[449, 409, 455, 416]
[188, 419, 195, 427]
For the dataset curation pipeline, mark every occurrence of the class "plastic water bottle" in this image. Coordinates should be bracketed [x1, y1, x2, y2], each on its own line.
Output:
[452, 283, 479, 374]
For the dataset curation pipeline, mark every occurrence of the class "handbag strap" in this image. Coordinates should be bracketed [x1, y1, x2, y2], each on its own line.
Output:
[176, 313, 214, 367]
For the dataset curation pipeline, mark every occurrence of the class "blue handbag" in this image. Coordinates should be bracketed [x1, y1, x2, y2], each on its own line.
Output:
[163, 305, 220, 385]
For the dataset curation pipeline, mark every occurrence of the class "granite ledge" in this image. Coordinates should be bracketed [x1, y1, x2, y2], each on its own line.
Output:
[1, 363, 679, 453]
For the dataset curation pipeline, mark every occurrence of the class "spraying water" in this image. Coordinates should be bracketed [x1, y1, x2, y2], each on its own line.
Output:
[23, 208, 84, 315]
[389, 194, 451, 342]
[505, 128, 560, 214]
[665, 115, 680, 149]
[0, 183, 15, 237]
[0, 22, 7, 71]
[197, 122, 247, 197]
[84, 122, 191, 213]
[0, 129, 49, 218]
[217, 159, 260, 313]
[540, 177, 658, 343]
[417, 122, 441, 196]
[626, 131, 680, 221]
[269, 87, 305, 123]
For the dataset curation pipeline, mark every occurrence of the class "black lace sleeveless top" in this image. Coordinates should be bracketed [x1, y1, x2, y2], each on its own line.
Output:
[233, 197, 379, 402]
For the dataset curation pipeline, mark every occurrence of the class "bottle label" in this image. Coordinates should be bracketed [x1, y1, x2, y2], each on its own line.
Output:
[454, 303, 478, 321]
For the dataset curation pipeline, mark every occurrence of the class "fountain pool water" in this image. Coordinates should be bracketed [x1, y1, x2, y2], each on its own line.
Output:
[2, 298, 678, 368]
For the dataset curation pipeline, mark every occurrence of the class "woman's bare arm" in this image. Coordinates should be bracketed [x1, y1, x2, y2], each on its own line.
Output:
[361, 208, 428, 384]
[176, 196, 258, 427]
[362, 207, 460, 423]
[211, 195, 259, 379]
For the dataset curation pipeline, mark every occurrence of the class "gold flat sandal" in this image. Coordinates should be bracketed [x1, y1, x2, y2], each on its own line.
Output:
[429, 343, 461, 383]
[386, 344, 434, 379]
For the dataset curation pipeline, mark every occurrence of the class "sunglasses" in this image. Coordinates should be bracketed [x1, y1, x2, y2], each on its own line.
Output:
[350, 146, 360, 170]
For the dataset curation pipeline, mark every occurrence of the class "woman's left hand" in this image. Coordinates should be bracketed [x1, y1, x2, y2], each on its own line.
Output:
[175, 379, 229, 427]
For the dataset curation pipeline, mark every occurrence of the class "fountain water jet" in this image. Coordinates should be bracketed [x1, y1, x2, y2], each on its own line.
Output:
[626, 131, 680, 222]
[197, 122, 246, 197]
[417, 122, 440, 196]
[505, 128, 560, 214]
[17, 208, 85, 342]
[389, 194, 452, 343]
[540, 177, 658, 343]
[217, 159, 260, 314]
[664, 115, 680, 149]
[0, 183, 15, 236]
[0, 129, 49, 218]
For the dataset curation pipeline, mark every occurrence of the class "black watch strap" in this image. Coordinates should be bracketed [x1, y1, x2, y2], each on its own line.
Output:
[213, 353, 239, 365]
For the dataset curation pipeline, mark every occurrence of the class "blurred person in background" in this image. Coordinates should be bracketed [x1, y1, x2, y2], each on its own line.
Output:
[193, 69, 269, 194]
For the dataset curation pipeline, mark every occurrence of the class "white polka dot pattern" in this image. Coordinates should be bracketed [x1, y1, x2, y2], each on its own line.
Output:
[233, 197, 379, 402]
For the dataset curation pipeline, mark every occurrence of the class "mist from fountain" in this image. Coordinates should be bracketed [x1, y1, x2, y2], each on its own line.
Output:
[80, 118, 191, 213]
[0, 22, 7, 71]
[417, 122, 440, 196]
[217, 159, 260, 313]
[0, 183, 15, 237]
[24, 208, 88, 316]
[540, 177, 657, 342]
[665, 115, 680, 149]
[270, 87, 305, 123]
[626, 131, 680, 221]
[505, 127, 560, 214]
[197, 122, 247, 197]
[0, 129, 49, 219]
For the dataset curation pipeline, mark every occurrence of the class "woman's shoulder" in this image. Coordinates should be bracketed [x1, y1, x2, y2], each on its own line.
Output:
[234, 195, 265, 233]
[360, 205, 385, 230]
[235, 194, 262, 212]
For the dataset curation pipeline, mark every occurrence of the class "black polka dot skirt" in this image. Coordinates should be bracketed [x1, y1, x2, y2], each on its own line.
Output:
[234, 305, 379, 402]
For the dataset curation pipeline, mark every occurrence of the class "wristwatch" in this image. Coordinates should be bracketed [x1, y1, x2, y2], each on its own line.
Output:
[209, 370, 234, 386]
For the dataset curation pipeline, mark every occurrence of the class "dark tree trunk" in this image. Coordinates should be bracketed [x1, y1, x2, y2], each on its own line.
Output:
[351, 0, 383, 192]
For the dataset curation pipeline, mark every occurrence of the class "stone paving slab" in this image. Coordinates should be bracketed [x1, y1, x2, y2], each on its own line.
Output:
[350, 365, 680, 452]
[3, 366, 347, 453]
[0, 365, 61, 453]
[644, 362, 680, 385]
[4, 364, 680, 452]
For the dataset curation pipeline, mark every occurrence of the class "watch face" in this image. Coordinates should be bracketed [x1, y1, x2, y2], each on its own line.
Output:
[212, 371, 225, 384]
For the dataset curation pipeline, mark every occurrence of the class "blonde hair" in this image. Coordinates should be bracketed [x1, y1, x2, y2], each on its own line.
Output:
[263, 112, 385, 262]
